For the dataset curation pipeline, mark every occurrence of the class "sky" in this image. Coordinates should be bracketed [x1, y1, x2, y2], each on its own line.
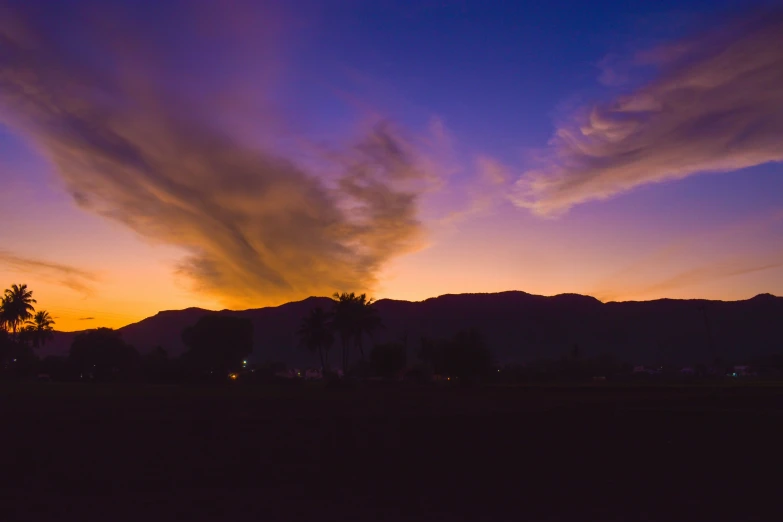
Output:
[1, 0, 782, 331]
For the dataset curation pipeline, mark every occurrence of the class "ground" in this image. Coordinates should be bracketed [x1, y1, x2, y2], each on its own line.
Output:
[1, 381, 782, 521]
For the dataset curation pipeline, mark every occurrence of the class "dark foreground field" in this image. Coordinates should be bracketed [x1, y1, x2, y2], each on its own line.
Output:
[2, 382, 782, 521]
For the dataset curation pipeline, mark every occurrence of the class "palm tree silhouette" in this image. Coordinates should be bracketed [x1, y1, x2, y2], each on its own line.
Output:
[1, 284, 37, 341]
[353, 294, 382, 361]
[331, 292, 382, 374]
[332, 292, 356, 373]
[298, 307, 334, 370]
[26, 310, 55, 349]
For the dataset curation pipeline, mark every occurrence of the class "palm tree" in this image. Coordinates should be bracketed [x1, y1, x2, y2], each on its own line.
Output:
[0, 298, 7, 333]
[332, 292, 358, 373]
[2, 284, 36, 341]
[331, 292, 383, 374]
[353, 294, 382, 361]
[298, 307, 334, 370]
[26, 310, 55, 349]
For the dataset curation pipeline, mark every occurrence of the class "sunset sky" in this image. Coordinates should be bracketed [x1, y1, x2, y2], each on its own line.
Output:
[2, 0, 782, 331]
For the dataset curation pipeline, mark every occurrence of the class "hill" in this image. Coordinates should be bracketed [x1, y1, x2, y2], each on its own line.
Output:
[44, 291, 783, 366]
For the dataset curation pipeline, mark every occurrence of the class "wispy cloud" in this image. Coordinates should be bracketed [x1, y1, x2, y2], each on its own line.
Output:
[0, 251, 98, 295]
[592, 210, 783, 301]
[596, 54, 631, 87]
[436, 156, 513, 227]
[513, 10, 783, 216]
[78, 317, 95, 321]
[0, 2, 442, 307]
[615, 256, 783, 302]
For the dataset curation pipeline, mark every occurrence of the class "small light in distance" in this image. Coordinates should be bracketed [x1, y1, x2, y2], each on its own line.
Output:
[229, 373, 238, 380]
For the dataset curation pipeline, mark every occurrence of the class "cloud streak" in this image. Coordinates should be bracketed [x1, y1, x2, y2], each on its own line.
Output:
[619, 255, 783, 302]
[0, 251, 98, 295]
[513, 11, 783, 216]
[436, 156, 512, 227]
[592, 210, 783, 301]
[0, 1, 438, 307]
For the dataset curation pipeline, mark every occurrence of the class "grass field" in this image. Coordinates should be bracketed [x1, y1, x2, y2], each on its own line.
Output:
[2, 381, 782, 521]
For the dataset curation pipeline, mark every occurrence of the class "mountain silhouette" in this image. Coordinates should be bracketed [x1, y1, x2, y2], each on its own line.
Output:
[43, 291, 783, 366]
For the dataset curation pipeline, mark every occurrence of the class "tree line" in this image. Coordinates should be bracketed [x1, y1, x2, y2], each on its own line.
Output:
[0, 284, 56, 374]
[299, 292, 493, 381]
[298, 292, 382, 374]
[6, 314, 253, 383]
[0, 283, 254, 382]
[0, 284, 55, 347]
[60, 314, 254, 382]
[1, 283, 496, 384]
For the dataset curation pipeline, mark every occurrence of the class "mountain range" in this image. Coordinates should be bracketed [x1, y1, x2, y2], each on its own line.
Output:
[43, 291, 783, 367]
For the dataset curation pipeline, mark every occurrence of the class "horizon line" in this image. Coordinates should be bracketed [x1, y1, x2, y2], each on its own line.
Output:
[50, 290, 781, 333]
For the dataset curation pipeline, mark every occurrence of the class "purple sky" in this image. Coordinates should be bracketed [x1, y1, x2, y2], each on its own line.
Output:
[1, 0, 782, 330]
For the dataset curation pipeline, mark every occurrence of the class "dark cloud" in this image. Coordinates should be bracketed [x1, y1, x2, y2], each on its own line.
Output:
[78, 317, 95, 321]
[513, 11, 783, 216]
[0, 251, 98, 295]
[0, 2, 435, 307]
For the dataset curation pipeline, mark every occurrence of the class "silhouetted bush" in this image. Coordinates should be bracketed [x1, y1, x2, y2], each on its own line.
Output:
[419, 329, 492, 383]
[69, 328, 140, 381]
[326, 376, 359, 391]
[401, 366, 431, 385]
[0, 336, 38, 379]
[241, 362, 292, 385]
[493, 352, 625, 384]
[180, 315, 253, 380]
[0, 329, 11, 365]
[749, 353, 783, 377]
[370, 342, 407, 378]
[141, 346, 175, 383]
[37, 356, 75, 381]
[348, 359, 372, 379]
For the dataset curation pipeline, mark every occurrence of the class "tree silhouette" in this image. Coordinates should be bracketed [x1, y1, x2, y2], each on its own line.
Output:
[0, 316, 37, 376]
[38, 355, 73, 381]
[370, 342, 407, 378]
[332, 292, 355, 373]
[181, 315, 253, 378]
[0, 295, 9, 335]
[419, 329, 492, 383]
[332, 292, 383, 374]
[25, 310, 55, 349]
[1, 284, 36, 341]
[0, 328, 11, 367]
[69, 328, 140, 381]
[355, 295, 382, 360]
[298, 307, 334, 369]
[18, 325, 35, 348]
[142, 346, 171, 383]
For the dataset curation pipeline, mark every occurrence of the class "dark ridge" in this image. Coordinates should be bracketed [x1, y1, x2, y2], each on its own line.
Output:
[750, 293, 779, 301]
[44, 290, 783, 366]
